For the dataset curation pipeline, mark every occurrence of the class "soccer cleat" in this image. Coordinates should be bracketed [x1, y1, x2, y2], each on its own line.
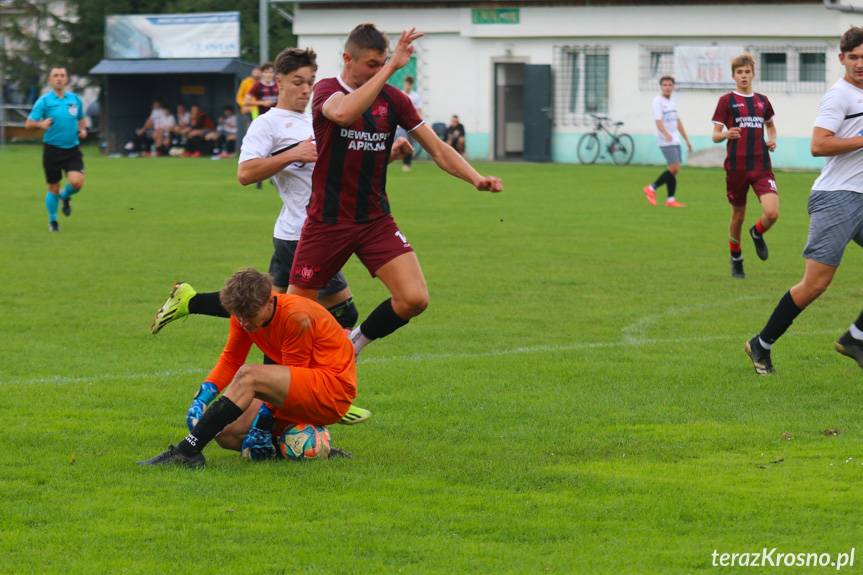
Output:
[61, 197, 72, 217]
[136, 445, 205, 468]
[338, 405, 372, 425]
[150, 282, 196, 334]
[730, 257, 746, 279]
[328, 445, 354, 459]
[750, 225, 769, 261]
[835, 331, 863, 369]
[745, 336, 776, 375]
[665, 200, 687, 208]
[643, 185, 657, 206]
[48, 221, 60, 232]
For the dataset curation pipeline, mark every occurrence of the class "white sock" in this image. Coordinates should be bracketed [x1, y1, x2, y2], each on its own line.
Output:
[349, 327, 372, 356]
[666, 196, 676, 203]
[849, 323, 863, 341]
[759, 337, 772, 350]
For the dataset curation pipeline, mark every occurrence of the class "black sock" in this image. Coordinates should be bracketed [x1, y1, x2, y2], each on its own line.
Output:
[360, 298, 409, 340]
[759, 290, 804, 345]
[263, 353, 277, 365]
[177, 396, 243, 454]
[853, 309, 863, 333]
[327, 297, 359, 329]
[653, 170, 672, 190]
[666, 174, 676, 199]
[188, 292, 231, 318]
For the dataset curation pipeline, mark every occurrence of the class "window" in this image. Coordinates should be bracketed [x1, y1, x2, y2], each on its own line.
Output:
[639, 46, 674, 90]
[800, 52, 826, 83]
[760, 52, 787, 82]
[553, 45, 609, 126]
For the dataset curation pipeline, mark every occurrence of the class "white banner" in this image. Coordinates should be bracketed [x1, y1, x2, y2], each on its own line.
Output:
[105, 12, 240, 59]
[673, 46, 745, 88]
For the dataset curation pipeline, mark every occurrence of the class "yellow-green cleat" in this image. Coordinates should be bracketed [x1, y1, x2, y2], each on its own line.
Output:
[150, 282, 196, 334]
[338, 404, 372, 425]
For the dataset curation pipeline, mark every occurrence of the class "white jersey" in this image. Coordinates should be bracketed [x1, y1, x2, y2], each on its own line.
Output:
[652, 94, 680, 147]
[408, 90, 424, 114]
[812, 78, 863, 194]
[239, 108, 314, 241]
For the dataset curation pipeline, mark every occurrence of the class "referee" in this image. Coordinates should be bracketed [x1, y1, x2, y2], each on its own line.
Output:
[25, 66, 87, 232]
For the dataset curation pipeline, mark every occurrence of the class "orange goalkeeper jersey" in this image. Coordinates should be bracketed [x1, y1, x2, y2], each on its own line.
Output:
[206, 293, 357, 400]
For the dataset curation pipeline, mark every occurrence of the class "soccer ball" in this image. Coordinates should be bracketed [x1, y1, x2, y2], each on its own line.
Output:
[279, 423, 331, 461]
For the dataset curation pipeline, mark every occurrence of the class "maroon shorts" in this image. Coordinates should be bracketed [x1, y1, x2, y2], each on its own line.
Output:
[290, 215, 414, 291]
[725, 170, 778, 206]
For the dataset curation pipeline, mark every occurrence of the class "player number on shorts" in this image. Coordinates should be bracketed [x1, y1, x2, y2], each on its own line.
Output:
[768, 179, 777, 191]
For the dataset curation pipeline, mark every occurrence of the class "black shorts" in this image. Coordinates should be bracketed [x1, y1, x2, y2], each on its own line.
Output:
[42, 144, 84, 184]
[269, 237, 349, 296]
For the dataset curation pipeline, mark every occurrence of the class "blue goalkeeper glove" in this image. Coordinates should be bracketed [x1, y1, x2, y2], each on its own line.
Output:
[186, 382, 219, 431]
[241, 404, 276, 461]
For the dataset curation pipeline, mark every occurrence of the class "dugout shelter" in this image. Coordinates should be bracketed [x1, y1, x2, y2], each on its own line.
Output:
[88, 11, 255, 154]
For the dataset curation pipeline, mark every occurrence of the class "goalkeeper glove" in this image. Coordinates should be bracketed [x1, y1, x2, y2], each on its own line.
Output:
[186, 381, 219, 431]
[241, 404, 276, 461]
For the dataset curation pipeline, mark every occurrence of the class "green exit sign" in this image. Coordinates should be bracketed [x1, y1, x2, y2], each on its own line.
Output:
[471, 9, 520, 24]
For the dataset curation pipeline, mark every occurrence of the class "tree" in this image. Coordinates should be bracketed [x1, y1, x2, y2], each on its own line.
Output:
[0, 0, 295, 99]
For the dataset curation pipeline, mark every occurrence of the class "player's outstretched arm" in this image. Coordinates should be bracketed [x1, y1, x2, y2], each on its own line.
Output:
[411, 124, 503, 192]
[324, 28, 423, 127]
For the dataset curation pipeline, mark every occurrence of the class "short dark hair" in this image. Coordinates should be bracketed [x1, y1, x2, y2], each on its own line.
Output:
[404, 76, 415, 85]
[345, 23, 388, 59]
[659, 75, 675, 85]
[260, 62, 275, 72]
[841, 26, 863, 53]
[220, 268, 273, 319]
[274, 47, 318, 76]
[48, 66, 67, 75]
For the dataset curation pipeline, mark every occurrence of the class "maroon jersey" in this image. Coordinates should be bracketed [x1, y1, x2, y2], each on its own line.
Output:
[248, 81, 279, 116]
[309, 76, 424, 224]
[712, 92, 775, 172]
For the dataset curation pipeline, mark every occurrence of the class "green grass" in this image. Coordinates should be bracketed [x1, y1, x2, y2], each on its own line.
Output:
[1, 145, 861, 573]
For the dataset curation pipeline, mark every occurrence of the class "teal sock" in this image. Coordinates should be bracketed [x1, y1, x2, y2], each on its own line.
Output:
[45, 192, 59, 221]
[60, 183, 79, 200]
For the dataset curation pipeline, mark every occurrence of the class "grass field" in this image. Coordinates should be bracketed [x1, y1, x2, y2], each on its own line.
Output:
[1, 143, 861, 574]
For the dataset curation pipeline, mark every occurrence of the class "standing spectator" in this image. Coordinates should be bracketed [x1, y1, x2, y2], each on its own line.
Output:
[445, 115, 466, 154]
[236, 66, 261, 136]
[712, 53, 778, 280]
[245, 62, 279, 117]
[745, 27, 863, 375]
[643, 76, 692, 208]
[25, 65, 87, 232]
[398, 75, 424, 172]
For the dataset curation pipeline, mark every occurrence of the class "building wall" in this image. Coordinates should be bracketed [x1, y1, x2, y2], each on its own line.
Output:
[295, 3, 853, 169]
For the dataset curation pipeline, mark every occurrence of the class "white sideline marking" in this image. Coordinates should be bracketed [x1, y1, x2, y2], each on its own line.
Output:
[5, 329, 841, 386]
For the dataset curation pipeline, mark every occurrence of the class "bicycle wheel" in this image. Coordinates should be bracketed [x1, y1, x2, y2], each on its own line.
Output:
[610, 133, 634, 165]
[577, 133, 600, 164]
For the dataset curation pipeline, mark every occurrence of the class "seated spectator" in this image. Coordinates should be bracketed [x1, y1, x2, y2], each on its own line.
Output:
[125, 99, 164, 154]
[170, 104, 191, 143]
[445, 115, 466, 154]
[152, 107, 176, 156]
[244, 62, 278, 117]
[205, 105, 238, 157]
[183, 104, 216, 157]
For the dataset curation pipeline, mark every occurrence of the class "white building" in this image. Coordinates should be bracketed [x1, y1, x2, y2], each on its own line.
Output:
[293, 0, 863, 169]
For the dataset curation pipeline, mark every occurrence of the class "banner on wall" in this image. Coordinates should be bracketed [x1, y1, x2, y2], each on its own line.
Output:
[673, 46, 745, 88]
[105, 12, 240, 59]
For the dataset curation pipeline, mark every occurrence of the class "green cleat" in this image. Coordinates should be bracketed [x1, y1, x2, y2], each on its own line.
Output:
[338, 404, 372, 425]
[150, 282, 196, 334]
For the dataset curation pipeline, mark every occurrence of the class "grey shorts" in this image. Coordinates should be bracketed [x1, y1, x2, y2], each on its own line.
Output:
[659, 145, 681, 166]
[801, 190, 863, 266]
[269, 237, 349, 296]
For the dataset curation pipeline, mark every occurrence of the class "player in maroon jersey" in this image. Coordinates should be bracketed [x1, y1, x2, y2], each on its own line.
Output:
[245, 62, 279, 117]
[288, 23, 503, 357]
[712, 53, 778, 280]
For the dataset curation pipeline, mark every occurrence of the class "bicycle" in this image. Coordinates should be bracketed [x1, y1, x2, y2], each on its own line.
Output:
[577, 114, 635, 165]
